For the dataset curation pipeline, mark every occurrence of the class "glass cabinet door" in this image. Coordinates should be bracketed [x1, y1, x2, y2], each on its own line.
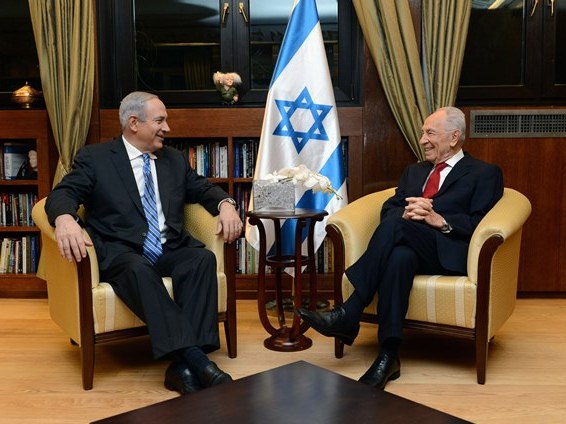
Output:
[457, 0, 565, 103]
[543, 0, 566, 96]
[0, 1, 42, 108]
[135, 1, 221, 92]
[97, 0, 360, 107]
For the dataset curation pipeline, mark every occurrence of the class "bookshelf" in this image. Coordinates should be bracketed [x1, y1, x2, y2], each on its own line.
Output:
[100, 107, 363, 299]
[0, 109, 52, 298]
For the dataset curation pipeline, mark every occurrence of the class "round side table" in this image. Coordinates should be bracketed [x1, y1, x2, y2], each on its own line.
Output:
[246, 208, 328, 351]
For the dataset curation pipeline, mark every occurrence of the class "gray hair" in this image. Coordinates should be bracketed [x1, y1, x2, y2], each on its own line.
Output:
[118, 91, 159, 129]
[436, 106, 466, 142]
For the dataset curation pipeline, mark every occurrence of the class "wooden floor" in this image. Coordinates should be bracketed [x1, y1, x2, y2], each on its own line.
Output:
[1, 298, 566, 423]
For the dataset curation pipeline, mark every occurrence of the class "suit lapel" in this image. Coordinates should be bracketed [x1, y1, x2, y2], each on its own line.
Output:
[109, 138, 145, 216]
[436, 154, 473, 196]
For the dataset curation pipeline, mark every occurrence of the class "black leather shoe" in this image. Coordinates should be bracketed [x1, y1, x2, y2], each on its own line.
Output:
[296, 306, 360, 345]
[197, 362, 233, 388]
[164, 362, 203, 395]
[358, 353, 401, 390]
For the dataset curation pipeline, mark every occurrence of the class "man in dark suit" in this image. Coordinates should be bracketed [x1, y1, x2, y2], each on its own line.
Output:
[298, 106, 503, 389]
[46, 91, 243, 395]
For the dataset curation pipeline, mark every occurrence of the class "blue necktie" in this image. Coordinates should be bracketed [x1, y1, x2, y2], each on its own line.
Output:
[141, 153, 162, 264]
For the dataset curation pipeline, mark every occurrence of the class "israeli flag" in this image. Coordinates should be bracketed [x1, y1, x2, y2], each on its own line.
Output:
[246, 0, 348, 266]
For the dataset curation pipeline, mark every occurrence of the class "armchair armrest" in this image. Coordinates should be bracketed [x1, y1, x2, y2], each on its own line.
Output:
[183, 203, 225, 273]
[467, 188, 532, 284]
[326, 188, 396, 268]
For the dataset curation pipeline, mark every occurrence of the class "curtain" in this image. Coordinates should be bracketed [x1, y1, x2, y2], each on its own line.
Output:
[353, 0, 471, 160]
[422, 0, 471, 112]
[353, 0, 428, 160]
[28, 0, 95, 186]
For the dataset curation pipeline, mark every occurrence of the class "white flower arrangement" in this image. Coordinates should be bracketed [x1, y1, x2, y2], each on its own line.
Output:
[263, 164, 342, 199]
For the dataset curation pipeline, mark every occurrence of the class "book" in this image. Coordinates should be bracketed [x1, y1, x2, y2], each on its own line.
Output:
[3, 143, 29, 180]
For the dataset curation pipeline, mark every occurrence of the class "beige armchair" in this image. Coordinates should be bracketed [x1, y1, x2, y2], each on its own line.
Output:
[326, 187, 531, 384]
[31, 198, 237, 390]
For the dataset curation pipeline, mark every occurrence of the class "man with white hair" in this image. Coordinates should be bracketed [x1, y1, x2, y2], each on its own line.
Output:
[299, 106, 504, 390]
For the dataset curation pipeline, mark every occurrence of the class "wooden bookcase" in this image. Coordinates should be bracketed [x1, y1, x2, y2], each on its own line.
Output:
[100, 107, 363, 299]
[0, 109, 52, 297]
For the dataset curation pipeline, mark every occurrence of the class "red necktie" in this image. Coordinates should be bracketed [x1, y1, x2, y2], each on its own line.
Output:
[423, 162, 448, 198]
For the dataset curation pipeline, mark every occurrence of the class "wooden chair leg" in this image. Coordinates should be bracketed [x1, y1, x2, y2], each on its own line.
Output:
[225, 312, 237, 358]
[476, 336, 488, 384]
[335, 338, 345, 358]
[80, 336, 95, 390]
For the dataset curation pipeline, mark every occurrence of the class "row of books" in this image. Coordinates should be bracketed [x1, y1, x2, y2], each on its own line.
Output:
[235, 236, 334, 275]
[0, 192, 38, 226]
[233, 139, 259, 178]
[167, 137, 345, 180]
[0, 235, 39, 274]
[168, 140, 229, 178]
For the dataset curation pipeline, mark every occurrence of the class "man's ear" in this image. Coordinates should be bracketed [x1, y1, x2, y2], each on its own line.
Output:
[450, 130, 461, 147]
[128, 116, 139, 133]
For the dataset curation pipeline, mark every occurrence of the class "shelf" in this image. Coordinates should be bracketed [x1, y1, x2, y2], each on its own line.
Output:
[0, 109, 51, 298]
[0, 179, 38, 186]
[0, 226, 39, 233]
[0, 274, 46, 298]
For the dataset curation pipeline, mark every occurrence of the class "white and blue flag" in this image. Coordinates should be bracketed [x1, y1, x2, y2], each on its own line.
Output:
[246, 0, 348, 264]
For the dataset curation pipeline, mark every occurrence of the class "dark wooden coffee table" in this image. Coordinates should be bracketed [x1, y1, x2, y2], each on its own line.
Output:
[92, 361, 471, 423]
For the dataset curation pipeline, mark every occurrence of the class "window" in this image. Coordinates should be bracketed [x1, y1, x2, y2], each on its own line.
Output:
[0, 1, 42, 108]
[97, 0, 362, 107]
[457, 0, 566, 104]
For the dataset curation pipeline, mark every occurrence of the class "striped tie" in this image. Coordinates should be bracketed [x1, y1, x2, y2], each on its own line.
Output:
[141, 153, 162, 264]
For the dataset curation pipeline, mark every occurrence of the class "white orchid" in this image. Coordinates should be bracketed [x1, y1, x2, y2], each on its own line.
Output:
[263, 164, 342, 199]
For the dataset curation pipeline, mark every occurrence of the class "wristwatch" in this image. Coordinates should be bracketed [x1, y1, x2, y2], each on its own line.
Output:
[220, 198, 237, 209]
[440, 218, 452, 234]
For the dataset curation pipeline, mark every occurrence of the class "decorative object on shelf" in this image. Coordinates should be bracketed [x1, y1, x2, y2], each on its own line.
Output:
[16, 150, 38, 179]
[212, 71, 242, 105]
[253, 178, 295, 212]
[11, 82, 42, 109]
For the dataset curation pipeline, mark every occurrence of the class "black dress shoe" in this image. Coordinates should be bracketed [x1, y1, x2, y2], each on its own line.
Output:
[358, 353, 401, 390]
[296, 306, 360, 345]
[197, 362, 233, 388]
[164, 362, 203, 395]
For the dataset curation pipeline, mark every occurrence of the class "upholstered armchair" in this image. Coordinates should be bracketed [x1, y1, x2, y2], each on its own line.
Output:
[325, 187, 531, 384]
[31, 198, 237, 390]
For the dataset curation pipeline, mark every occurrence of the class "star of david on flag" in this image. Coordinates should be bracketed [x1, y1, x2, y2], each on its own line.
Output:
[245, 0, 348, 274]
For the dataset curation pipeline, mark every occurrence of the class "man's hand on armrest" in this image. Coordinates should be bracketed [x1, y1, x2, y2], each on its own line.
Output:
[216, 201, 243, 244]
[54, 214, 93, 262]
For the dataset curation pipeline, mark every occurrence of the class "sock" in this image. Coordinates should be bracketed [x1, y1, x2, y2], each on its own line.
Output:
[181, 346, 212, 374]
[341, 290, 364, 323]
[380, 337, 402, 357]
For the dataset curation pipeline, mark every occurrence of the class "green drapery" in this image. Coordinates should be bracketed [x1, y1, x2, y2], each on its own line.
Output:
[28, 0, 95, 186]
[353, 0, 471, 160]
[422, 0, 471, 112]
[28, 0, 95, 279]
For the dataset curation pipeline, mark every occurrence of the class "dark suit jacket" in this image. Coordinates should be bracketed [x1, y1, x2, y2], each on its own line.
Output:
[380, 152, 503, 273]
[46, 137, 229, 271]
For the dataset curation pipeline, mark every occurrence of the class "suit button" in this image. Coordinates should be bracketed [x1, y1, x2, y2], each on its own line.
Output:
[141, 232, 147, 237]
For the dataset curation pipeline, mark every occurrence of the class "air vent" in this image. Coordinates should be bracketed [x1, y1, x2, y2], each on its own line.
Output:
[470, 110, 566, 138]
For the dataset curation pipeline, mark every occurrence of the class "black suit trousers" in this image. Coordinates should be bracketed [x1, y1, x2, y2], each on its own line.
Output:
[345, 217, 466, 342]
[101, 245, 220, 359]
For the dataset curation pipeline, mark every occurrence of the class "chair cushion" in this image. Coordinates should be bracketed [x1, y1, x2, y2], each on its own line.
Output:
[343, 274, 477, 329]
[92, 273, 227, 334]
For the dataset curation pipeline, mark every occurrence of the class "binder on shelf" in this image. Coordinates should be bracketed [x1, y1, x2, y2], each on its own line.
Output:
[3, 142, 29, 180]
